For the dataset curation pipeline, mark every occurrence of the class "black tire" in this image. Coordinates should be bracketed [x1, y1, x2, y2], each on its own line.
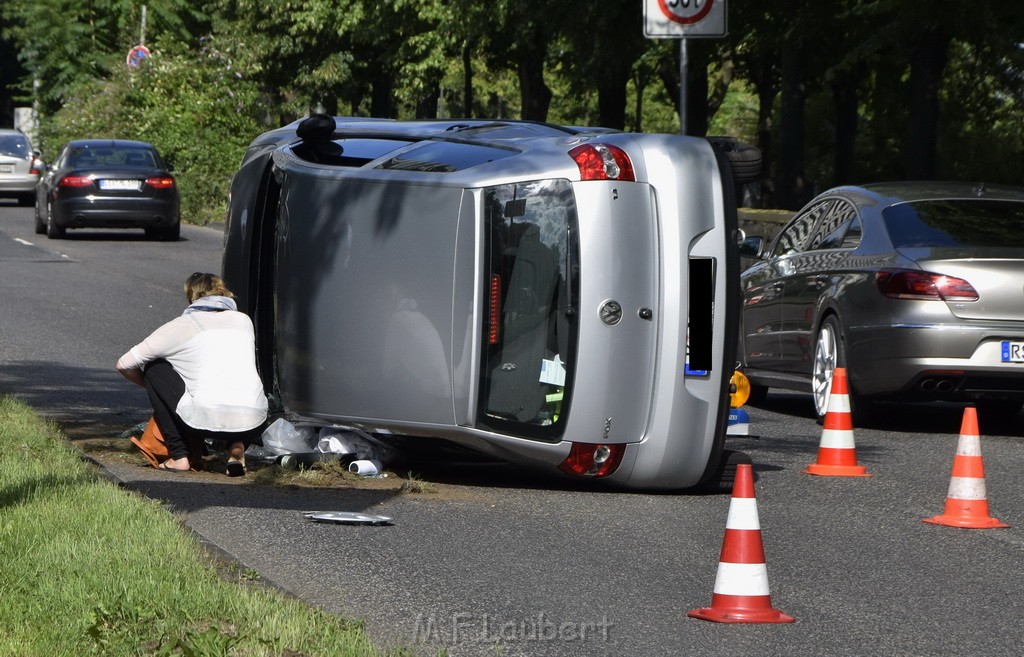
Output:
[46, 204, 65, 239]
[706, 136, 762, 185]
[18, 194, 33, 207]
[33, 202, 46, 234]
[147, 222, 180, 241]
[746, 382, 769, 406]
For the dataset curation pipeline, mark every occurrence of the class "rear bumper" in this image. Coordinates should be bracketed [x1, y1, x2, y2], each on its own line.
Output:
[51, 197, 179, 229]
[848, 322, 1024, 400]
[0, 176, 38, 195]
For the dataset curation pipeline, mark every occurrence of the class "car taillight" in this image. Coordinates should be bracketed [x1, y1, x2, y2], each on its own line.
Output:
[488, 274, 501, 345]
[568, 143, 635, 181]
[875, 269, 978, 301]
[59, 176, 93, 187]
[146, 177, 175, 189]
[558, 442, 626, 477]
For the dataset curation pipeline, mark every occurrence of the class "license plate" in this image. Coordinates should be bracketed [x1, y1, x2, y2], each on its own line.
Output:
[0, 164, 13, 173]
[98, 179, 142, 191]
[1000, 341, 1024, 363]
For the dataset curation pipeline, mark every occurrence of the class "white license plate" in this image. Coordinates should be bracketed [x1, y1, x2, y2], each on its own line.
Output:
[98, 179, 142, 191]
[0, 164, 13, 173]
[1000, 341, 1024, 363]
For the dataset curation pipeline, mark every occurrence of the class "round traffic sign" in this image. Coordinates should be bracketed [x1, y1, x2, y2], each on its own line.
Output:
[657, 0, 715, 25]
[126, 45, 151, 68]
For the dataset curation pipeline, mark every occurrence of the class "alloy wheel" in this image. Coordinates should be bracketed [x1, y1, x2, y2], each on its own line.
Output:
[812, 322, 837, 416]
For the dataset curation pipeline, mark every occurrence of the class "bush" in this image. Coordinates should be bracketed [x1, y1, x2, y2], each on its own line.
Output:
[40, 37, 267, 226]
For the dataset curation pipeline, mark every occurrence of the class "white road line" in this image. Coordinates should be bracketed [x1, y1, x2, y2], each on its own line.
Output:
[13, 238, 33, 246]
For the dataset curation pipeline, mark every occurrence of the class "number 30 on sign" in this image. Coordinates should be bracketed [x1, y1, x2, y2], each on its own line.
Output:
[643, 0, 728, 38]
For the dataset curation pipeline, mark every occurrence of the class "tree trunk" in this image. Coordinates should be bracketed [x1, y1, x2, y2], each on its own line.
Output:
[370, 67, 395, 118]
[517, 26, 552, 121]
[904, 27, 950, 180]
[754, 61, 777, 208]
[832, 66, 863, 186]
[463, 43, 474, 118]
[775, 41, 807, 210]
[597, 58, 630, 130]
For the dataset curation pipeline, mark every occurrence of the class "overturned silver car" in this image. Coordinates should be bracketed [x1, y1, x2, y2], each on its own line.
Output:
[222, 116, 756, 489]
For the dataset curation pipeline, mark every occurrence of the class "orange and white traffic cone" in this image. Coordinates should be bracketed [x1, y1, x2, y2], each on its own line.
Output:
[803, 367, 870, 477]
[923, 406, 1008, 529]
[688, 463, 794, 624]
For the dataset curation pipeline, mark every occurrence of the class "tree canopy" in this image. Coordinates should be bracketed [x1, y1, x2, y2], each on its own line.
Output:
[3, 0, 1022, 218]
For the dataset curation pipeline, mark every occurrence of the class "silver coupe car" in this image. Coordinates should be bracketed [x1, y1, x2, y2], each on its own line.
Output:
[739, 181, 1024, 421]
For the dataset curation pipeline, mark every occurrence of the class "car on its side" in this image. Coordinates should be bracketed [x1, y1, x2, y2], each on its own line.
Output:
[222, 116, 759, 490]
[0, 129, 43, 206]
[35, 139, 180, 240]
[738, 181, 1024, 421]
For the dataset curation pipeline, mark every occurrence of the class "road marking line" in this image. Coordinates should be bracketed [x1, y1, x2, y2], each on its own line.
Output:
[13, 238, 34, 246]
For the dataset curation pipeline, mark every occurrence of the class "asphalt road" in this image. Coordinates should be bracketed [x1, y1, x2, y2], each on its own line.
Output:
[2, 200, 1023, 657]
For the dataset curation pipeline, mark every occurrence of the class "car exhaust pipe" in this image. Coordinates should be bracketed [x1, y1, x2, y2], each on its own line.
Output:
[920, 378, 957, 393]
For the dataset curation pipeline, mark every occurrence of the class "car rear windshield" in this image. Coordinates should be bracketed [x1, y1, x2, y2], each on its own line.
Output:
[0, 134, 31, 158]
[71, 146, 158, 168]
[884, 200, 1024, 249]
[479, 178, 579, 440]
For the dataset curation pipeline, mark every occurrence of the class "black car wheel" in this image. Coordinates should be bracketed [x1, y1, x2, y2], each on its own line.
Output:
[146, 222, 180, 241]
[33, 201, 45, 234]
[46, 202, 65, 239]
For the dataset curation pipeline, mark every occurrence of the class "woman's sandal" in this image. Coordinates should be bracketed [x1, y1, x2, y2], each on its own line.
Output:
[225, 458, 246, 477]
[157, 462, 190, 473]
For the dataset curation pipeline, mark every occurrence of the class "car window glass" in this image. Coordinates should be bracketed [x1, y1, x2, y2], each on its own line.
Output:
[808, 199, 860, 250]
[0, 134, 31, 158]
[884, 200, 1024, 249]
[771, 202, 827, 257]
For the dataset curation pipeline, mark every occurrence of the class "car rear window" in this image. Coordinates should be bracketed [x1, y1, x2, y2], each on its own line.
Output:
[71, 146, 158, 168]
[884, 200, 1024, 249]
[375, 140, 516, 172]
[0, 134, 31, 158]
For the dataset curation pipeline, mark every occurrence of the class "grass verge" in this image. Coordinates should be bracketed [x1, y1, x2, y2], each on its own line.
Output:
[0, 396, 404, 657]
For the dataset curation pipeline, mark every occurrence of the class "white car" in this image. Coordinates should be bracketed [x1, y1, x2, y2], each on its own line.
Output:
[0, 129, 42, 206]
[222, 116, 759, 490]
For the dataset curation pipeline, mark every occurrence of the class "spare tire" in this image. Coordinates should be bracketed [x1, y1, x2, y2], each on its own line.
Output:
[706, 136, 762, 185]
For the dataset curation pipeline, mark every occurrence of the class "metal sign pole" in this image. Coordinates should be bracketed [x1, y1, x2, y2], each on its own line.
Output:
[679, 36, 688, 135]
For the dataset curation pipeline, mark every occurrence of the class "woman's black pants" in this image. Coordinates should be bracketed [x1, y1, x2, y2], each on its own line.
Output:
[142, 359, 262, 460]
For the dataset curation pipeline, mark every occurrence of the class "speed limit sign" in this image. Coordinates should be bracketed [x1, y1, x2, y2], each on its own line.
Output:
[644, 0, 727, 38]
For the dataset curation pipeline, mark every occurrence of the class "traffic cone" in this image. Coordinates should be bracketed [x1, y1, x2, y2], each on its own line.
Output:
[803, 368, 870, 477]
[688, 463, 794, 624]
[923, 407, 1008, 529]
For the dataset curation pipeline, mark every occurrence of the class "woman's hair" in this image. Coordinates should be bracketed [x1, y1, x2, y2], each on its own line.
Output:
[184, 272, 235, 303]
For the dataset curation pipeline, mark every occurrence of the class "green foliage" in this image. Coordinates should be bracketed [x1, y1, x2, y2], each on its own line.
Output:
[5, 0, 1023, 218]
[40, 37, 264, 225]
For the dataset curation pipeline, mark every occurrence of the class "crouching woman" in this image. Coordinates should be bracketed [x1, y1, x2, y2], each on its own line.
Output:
[116, 272, 268, 476]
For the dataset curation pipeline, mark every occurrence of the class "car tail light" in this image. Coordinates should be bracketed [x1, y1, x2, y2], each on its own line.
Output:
[488, 274, 501, 344]
[875, 269, 978, 301]
[146, 177, 175, 189]
[59, 176, 93, 187]
[558, 442, 626, 477]
[568, 143, 635, 181]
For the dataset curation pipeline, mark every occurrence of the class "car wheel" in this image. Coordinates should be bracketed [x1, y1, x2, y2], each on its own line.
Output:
[34, 202, 46, 234]
[812, 316, 842, 419]
[747, 382, 769, 406]
[18, 194, 33, 207]
[46, 203, 65, 239]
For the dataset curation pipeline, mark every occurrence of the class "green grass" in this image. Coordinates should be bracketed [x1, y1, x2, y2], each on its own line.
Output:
[0, 396, 399, 657]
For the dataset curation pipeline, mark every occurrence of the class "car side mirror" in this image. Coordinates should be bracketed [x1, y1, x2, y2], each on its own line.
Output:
[738, 235, 765, 258]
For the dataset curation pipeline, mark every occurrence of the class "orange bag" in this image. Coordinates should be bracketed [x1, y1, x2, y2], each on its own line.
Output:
[130, 417, 169, 468]
[129, 417, 204, 470]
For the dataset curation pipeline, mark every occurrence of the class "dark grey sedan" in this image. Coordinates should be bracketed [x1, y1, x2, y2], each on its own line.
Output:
[738, 181, 1024, 421]
[35, 139, 180, 240]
